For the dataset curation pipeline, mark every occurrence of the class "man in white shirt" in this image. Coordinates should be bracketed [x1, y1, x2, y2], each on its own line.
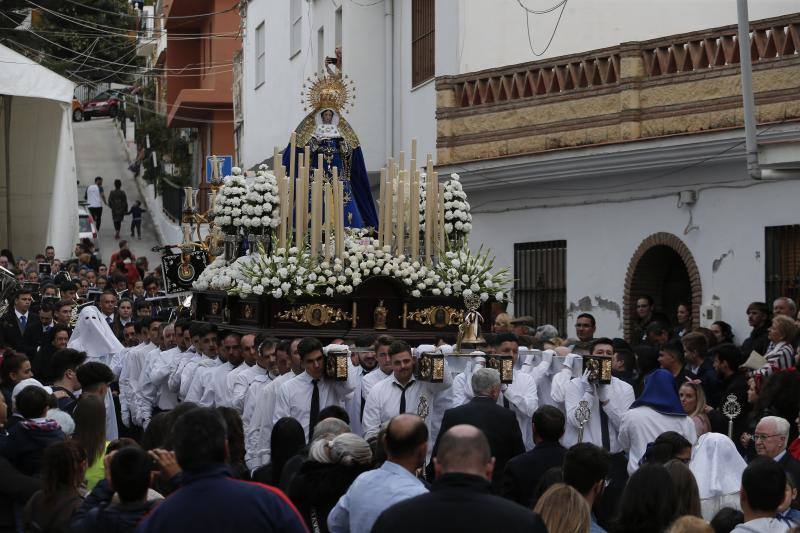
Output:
[136, 322, 179, 427]
[246, 338, 301, 471]
[226, 333, 255, 392]
[362, 340, 452, 444]
[273, 337, 356, 442]
[179, 324, 219, 401]
[190, 332, 243, 408]
[345, 335, 380, 436]
[85, 176, 107, 231]
[230, 333, 271, 413]
[119, 318, 156, 428]
[168, 324, 199, 395]
[361, 336, 394, 401]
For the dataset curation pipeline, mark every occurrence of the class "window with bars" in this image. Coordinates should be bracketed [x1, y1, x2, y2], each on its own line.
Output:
[514, 241, 567, 335]
[765, 225, 800, 306]
[290, 0, 302, 59]
[411, 0, 435, 87]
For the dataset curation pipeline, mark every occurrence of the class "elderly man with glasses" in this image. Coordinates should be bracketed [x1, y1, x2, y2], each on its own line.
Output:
[754, 415, 800, 508]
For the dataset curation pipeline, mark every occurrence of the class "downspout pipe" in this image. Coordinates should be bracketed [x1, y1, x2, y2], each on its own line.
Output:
[736, 0, 762, 180]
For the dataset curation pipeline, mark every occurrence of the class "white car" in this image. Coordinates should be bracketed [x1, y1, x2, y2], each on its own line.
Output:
[78, 205, 98, 246]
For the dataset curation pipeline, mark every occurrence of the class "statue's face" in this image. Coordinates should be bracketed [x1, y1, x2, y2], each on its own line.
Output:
[322, 110, 334, 124]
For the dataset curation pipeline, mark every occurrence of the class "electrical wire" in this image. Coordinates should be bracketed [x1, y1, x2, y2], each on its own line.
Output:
[516, 0, 568, 15]
[59, 0, 239, 20]
[522, 0, 568, 57]
[25, 0, 240, 39]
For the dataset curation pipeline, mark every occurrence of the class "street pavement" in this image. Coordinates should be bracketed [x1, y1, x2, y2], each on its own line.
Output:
[73, 117, 161, 272]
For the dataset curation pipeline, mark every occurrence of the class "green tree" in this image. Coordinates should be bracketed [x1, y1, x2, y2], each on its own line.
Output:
[1, 0, 143, 84]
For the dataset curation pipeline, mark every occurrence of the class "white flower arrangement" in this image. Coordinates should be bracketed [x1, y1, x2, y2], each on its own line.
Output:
[241, 164, 280, 235]
[211, 168, 248, 235]
[442, 173, 472, 244]
[193, 256, 235, 292]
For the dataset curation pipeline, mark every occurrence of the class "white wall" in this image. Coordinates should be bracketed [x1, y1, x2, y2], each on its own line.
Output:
[457, 0, 799, 74]
[466, 155, 800, 342]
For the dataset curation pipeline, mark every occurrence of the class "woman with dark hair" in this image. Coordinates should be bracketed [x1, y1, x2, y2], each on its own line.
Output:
[640, 431, 693, 466]
[252, 417, 306, 486]
[72, 395, 108, 490]
[612, 464, 677, 533]
[217, 407, 249, 480]
[0, 354, 32, 415]
[664, 460, 702, 518]
[633, 345, 659, 398]
[23, 441, 86, 532]
[710, 321, 735, 345]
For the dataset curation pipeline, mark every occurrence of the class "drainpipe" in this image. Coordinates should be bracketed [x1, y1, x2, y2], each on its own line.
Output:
[384, 0, 393, 162]
[736, 0, 761, 180]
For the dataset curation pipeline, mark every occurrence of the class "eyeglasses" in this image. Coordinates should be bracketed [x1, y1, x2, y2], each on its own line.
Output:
[753, 433, 784, 441]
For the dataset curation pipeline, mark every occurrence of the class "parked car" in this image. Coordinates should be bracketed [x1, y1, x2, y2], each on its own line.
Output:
[78, 205, 98, 246]
[82, 89, 125, 120]
[72, 98, 84, 122]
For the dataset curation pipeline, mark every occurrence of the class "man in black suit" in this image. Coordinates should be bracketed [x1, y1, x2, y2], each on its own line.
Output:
[372, 425, 546, 533]
[754, 415, 800, 509]
[97, 290, 123, 341]
[501, 405, 566, 507]
[428, 367, 524, 491]
[710, 343, 751, 452]
[0, 288, 42, 359]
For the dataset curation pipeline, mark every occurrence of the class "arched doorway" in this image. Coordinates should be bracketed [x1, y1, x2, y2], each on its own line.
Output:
[623, 233, 702, 341]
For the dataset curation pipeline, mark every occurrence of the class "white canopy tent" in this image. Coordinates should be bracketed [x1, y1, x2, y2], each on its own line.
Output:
[0, 43, 78, 261]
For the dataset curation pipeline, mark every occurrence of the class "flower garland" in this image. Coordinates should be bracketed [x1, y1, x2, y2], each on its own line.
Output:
[204, 235, 510, 303]
[241, 165, 280, 235]
[211, 168, 248, 235]
[442, 173, 472, 245]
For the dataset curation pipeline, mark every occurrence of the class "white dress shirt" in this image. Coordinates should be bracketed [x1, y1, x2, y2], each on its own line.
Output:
[230, 363, 267, 413]
[362, 372, 452, 442]
[134, 346, 163, 426]
[550, 368, 574, 411]
[327, 460, 428, 533]
[361, 368, 391, 399]
[618, 405, 698, 474]
[246, 370, 295, 470]
[241, 364, 275, 428]
[202, 361, 237, 408]
[273, 371, 356, 441]
[168, 348, 197, 394]
[345, 361, 376, 436]
[149, 347, 181, 411]
[563, 376, 634, 452]
[184, 357, 222, 404]
[119, 341, 152, 426]
[226, 361, 251, 392]
[179, 354, 216, 400]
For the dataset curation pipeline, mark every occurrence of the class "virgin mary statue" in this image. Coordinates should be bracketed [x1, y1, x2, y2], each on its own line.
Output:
[282, 74, 378, 229]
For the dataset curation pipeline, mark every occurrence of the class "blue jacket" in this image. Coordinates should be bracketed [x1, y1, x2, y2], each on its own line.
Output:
[136, 465, 307, 533]
[0, 419, 65, 476]
[70, 479, 158, 533]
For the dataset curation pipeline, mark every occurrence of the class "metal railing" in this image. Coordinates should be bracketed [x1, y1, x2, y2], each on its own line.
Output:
[161, 177, 184, 223]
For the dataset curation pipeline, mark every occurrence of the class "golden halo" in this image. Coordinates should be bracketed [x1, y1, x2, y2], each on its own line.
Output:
[301, 73, 356, 114]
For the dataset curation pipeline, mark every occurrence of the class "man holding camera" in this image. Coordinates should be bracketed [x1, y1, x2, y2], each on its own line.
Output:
[362, 340, 453, 444]
[273, 337, 357, 442]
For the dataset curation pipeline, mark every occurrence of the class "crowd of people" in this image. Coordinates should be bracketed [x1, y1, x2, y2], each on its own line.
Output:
[1, 244, 800, 532]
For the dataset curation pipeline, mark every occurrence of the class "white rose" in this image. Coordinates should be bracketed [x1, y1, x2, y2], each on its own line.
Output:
[463, 289, 473, 297]
[411, 289, 421, 297]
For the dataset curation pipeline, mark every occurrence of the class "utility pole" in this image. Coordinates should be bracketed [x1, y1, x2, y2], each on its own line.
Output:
[736, 0, 761, 180]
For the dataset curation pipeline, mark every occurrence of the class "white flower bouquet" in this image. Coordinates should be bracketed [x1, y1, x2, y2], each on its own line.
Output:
[241, 164, 280, 236]
[442, 173, 472, 246]
[211, 167, 248, 235]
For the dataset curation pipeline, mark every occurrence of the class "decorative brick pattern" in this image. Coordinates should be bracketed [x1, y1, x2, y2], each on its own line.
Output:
[622, 233, 702, 342]
[641, 18, 800, 77]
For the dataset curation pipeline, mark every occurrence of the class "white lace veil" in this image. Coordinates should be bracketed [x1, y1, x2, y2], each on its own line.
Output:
[689, 432, 747, 498]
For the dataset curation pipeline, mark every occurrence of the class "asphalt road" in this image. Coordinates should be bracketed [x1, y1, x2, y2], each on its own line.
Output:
[73, 117, 160, 272]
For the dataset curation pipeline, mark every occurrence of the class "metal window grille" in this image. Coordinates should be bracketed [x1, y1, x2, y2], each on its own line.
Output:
[514, 241, 567, 335]
[411, 0, 435, 87]
[765, 225, 800, 306]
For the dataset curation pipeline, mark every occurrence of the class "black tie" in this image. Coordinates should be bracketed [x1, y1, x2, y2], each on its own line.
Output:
[309, 379, 320, 441]
[503, 395, 510, 409]
[600, 406, 611, 451]
[394, 381, 413, 414]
